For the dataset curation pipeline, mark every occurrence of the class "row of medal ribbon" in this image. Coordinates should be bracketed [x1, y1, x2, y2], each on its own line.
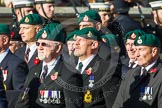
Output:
[39, 90, 61, 104]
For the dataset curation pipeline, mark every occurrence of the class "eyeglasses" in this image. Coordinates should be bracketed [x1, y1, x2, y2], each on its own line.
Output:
[36, 42, 50, 47]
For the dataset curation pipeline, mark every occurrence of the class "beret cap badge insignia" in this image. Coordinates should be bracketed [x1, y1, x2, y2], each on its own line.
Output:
[42, 30, 47, 39]
[130, 33, 136, 40]
[73, 34, 77, 40]
[137, 37, 142, 44]
[87, 31, 92, 38]
[25, 17, 29, 23]
[83, 15, 89, 22]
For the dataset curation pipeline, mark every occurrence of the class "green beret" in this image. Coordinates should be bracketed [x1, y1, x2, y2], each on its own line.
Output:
[78, 10, 102, 24]
[66, 30, 78, 42]
[134, 34, 161, 48]
[35, 0, 54, 4]
[76, 27, 101, 41]
[19, 14, 44, 25]
[0, 24, 10, 34]
[101, 34, 119, 46]
[36, 23, 65, 42]
[124, 29, 146, 43]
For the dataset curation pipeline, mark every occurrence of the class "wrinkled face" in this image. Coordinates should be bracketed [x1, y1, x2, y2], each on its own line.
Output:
[153, 9, 162, 25]
[79, 22, 95, 30]
[125, 39, 136, 60]
[74, 36, 97, 60]
[37, 39, 59, 61]
[0, 35, 9, 53]
[136, 46, 157, 67]
[37, 3, 55, 19]
[19, 24, 37, 43]
[67, 40, 75, 55]
[98, 11, 110, 27]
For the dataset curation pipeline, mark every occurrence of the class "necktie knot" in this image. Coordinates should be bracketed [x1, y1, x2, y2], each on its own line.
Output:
[141, 67, 147, 76]
[78, 62, 83, 72]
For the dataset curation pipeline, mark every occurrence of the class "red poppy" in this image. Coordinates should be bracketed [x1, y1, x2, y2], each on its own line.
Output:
[34, 57, 40, 65]
[150, 68, 157, 73]
[51, 72, 58, 80]
[86, 67, 92, 75]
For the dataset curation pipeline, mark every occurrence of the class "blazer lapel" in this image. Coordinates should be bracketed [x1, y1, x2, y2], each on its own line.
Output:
[42, 58, 63, 86]
[82, 55, 100, 81]
[0, 51, 12, 69]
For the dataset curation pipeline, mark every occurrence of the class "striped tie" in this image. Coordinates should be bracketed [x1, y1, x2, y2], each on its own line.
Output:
[40, 65, 48, 83]
[24, 48, 30, 63]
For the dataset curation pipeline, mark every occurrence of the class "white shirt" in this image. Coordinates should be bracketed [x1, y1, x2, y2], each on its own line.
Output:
[0, 49, 9, 63]
[76, 55, 96, 74]
[140, 60, 157, 76]
[40, 56, 60, 78]
[26, 44, 37, 61]
[128, 60, 138, 68]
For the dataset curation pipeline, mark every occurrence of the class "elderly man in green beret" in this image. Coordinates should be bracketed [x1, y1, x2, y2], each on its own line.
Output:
[15, 22, 83, 108]
[15, 14, 43, 71]
[74, 27, 121, 108]
[0, 24, 29, 108]
[113, 34, 162, 108]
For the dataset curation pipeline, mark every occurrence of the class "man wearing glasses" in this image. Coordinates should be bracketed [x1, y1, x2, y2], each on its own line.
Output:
[15, 22, 83, 108]
[15, 14, 43, 71]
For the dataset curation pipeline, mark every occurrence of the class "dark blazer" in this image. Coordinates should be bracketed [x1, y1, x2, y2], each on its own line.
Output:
[15, 45, 38, 71]
[113, 59, 162, 108]
[0, 50, 28, 108]
[0, 70, 8, 108]
[81, 55, 121, 108]
[15, 57, 83, 108]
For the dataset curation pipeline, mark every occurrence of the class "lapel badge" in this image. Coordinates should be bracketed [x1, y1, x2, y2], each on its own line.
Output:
[130, 33, 136, 40]
[51, 72, 58, 80]
[87, 31, 92, 38]
[139, 86, 153, 101]
[25, 17, 29, 23]
[3, 83, 6, 91]
[42, 30, 47, 39]
[83, 15, 89, 22]
[84, 90, 93, 103]
[137, 37, 142, 44]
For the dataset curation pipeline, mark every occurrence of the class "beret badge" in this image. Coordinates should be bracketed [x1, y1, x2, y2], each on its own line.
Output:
[83, 15, 89, 22]
[25, 17, 29, 23]
[73, 34, 77, 40]
[87, 31, 92, 37]
[42, 30, 47, 39]
[130, 33, 136, 40]
[137, 37, 142, 44]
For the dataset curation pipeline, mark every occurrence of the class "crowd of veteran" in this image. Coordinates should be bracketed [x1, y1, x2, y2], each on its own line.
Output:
[0, 0, 162, 108]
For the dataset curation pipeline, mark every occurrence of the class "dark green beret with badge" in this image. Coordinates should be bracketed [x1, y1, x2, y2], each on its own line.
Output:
[65, 30, 78, 42]
[36, 22, 65, 43]
[0, 24, 10, 34]
[75, 27, 101, 41]
[35, 0, 54, 4]
[101, 34, 119, 46]
[78, 10, 102, 24]
[134, 34, 161, 48]
[124, 29, 146, 43]
[19, 14, 44, 25]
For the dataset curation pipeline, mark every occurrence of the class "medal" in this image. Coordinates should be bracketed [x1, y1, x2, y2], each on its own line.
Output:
[2, 70, 7, 81]
[39, 90, 44, 103]
[139, 86, 153, 101]
[84, 90, 93, 103]
[88, 75, 94, 88]
[44, 90, 48, 104]
[3, 83, 6, 91]
[48, 90, 52, 104]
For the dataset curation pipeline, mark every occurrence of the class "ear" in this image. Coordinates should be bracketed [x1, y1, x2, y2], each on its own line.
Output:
[35, 26, 42, 33]
[91, 41, 99, 49]
[152, 47, 158, 57]
[95, 22, 102, 31]
[56, 43, 63, 53]
[3, 36, 10, 45]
